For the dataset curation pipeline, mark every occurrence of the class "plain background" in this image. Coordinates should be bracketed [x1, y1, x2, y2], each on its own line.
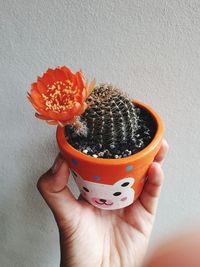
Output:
[1, 0, 200, 266]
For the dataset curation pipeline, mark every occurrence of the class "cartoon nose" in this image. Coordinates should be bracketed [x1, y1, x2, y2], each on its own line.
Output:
[99, 198, 107, 203]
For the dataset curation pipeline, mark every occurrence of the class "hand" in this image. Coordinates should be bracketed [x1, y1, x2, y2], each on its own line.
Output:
[37, 140, 169, 267]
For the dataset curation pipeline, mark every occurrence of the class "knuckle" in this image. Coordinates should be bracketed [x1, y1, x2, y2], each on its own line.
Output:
[37, 173, 50, 193]
[37, 177, 44, 192]
[163, 139, 169, 150]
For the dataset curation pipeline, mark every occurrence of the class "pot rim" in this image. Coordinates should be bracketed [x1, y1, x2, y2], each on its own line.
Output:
[56, 100, 164, 166]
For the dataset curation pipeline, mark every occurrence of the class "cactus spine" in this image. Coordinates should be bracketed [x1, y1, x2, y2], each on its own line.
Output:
[65, 84, 155, 158]
[84, 84, 139, 147]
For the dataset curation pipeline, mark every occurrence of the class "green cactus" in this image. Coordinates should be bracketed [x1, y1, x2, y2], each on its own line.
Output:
[65, 84, 156, 158]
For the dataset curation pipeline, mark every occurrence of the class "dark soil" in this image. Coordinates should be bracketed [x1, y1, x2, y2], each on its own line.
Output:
[65, 105, 157, 159]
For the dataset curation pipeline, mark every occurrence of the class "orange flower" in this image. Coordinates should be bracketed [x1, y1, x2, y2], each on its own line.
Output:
[27, 66, 95, 126]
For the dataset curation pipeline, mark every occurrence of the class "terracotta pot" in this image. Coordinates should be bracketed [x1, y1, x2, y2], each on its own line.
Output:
[56, 100, 164, 210]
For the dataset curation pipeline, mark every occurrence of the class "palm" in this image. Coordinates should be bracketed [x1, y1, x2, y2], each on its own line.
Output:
[38, 140, 168, 267]
[59, 198, 154, 267]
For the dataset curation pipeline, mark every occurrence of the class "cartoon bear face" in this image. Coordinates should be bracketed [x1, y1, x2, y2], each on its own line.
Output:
[70, 169, 135, 210]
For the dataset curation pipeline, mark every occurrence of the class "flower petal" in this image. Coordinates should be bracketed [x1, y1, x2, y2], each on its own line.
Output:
[30, 90, 45, 108]
[76, 71, 86, 90]
[37, 80, 47, 94]
[46, 68, 57, 81]
[46, 120, 59, 125]
[38, 71, 55, 86]
[60, 66, 74, 80]
[35, 113, 52, 121]
[87, 78, 96, 97]
[53, 68, 68, 81]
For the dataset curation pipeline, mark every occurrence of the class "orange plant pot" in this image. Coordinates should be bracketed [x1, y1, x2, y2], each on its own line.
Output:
[56, 100, 164, 210]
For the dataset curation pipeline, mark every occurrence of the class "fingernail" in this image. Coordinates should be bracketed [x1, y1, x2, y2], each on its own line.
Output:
[51, 154, 64, 174]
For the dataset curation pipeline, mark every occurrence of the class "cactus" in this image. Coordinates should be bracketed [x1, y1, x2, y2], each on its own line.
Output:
[65, 84, 156, 158]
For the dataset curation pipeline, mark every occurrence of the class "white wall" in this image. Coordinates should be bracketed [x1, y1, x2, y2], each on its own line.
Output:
[1, 0, 200, 266]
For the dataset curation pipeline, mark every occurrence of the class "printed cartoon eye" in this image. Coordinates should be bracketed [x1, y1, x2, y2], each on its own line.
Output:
[83, 186, 89, 192]
[71, 170, 77, 177]
[121, 182, 130, 187]
[113, 192, 122, 196]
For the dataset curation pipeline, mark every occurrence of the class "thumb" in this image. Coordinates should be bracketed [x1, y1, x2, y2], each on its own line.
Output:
[139, 139, 169, 215]
[139, 162, 164, 215]
[37, 153, 81, 227]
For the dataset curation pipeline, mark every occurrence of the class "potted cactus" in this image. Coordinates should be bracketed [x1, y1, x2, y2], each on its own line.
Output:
[28, 66, 164, 210]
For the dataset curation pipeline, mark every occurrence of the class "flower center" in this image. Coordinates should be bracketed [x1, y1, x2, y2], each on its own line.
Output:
[42, 80, 81, 112]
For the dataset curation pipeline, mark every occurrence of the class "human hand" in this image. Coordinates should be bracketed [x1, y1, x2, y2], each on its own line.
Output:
[37, 140, 169, 267]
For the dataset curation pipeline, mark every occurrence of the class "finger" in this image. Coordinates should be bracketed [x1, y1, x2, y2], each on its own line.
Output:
[154, 139, 169, 165]
[139, 162, 164, 215]
[37, 153, 81, 226]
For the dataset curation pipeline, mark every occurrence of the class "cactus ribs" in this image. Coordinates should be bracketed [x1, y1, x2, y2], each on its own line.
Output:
[65, 84, 157, 159]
